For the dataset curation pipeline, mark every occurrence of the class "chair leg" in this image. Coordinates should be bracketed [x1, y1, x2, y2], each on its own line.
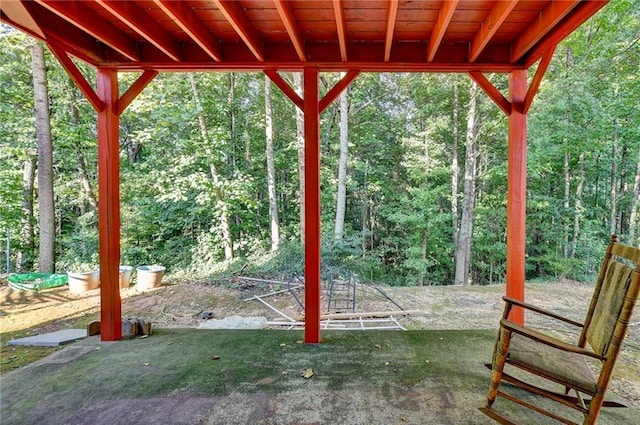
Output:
[487, 328, 512, 407]
[583, 391, 605, 425]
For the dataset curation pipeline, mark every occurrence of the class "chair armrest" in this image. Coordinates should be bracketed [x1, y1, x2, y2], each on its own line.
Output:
[501, 319, 604, 360]
[502, 296, 584, 328]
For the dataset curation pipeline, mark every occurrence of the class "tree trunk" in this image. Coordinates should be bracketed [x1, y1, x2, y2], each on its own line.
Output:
[563, 151, 570, 258]
[75, 149, 98, 210]
[17, 153, 36, 272]
[451, 78, 460, 246]
[361, 159, 370, 256]
[229, 73, 237, 169]
[189, 74, 233, 260]
[570, 153, 585, 258]
[334, 72, 349, 241]
[454, 81, 478, 286]
[419, 230, 427, 286]
[31, 43, 55, 273]
[68, 79, 98, 210]
[610, 136, 618, 235]
[294, 72, 305, 245]
[264, 75, 280, 252]
[628, 147, 640, 245]
[617, 143, 629, 234]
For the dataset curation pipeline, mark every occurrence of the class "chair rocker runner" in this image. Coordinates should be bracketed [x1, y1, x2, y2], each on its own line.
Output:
[480, 235, 640, 424]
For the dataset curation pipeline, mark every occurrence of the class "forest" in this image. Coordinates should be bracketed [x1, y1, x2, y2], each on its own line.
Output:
[1, 1, 639, 287]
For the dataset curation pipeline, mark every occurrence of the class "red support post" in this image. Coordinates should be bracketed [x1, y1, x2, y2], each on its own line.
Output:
[506, 69, 527, 324]
[303, 66, 321, 343]
[97, 68, 122, 341]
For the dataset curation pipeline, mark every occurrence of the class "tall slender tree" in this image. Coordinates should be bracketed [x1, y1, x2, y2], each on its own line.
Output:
[628, 147, 640, 245]
[264, 75, 279, 252]
[189, 74, 233, 260]
[67, 78, 97, 210]
[334, 72, 349, 241]
[17, 152, 36, 271]
[454, 81, 478, 286]
[31, 42, 55, 272]
[294, 72, 305, 244]
[451, 78, 460, 248]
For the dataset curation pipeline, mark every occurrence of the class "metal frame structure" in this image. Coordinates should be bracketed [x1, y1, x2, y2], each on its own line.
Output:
[1, 0, 609, 343]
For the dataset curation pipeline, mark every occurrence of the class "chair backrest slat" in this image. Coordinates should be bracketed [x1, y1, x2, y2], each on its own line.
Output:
[585, 259, 634, 355]
[610, 243, 640, 263]
[580, 235, 640, 358]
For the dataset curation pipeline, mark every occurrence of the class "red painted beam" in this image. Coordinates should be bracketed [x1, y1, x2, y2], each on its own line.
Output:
[154, 0, 222, 62]
[427, 0, 459, 62]
[384, 0, 399, 62]
[469, 0, 518, 62]
[332, 0, 348, 61]
[109, 60, 520, 74]
[97, 68, 122, 341]
[506, 69, 528, 325]
[49, 46, 104, 112]
[273, 0, 306, 62]
[303, 66, 321, 344]
[523, 1, 609, 68]
[116, 70, 159, 115]
[264, 70, 303, 110]
[468, 72, 511, 116]
[523, 45, 556, 114]
[213, 0, 265, 61]
[96, 0, 181, 61]
[35, 0, 141, 61]
[510, 0, 580, 63]
[319, 70, 360, 114]
[7, 1, 113, 64]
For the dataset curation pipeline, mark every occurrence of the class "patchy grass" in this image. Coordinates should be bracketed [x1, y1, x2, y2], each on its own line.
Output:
[0, 312, 99, 373]
[0, 344, 60, 372]
[2, 329, 639, 425]
[2, 329, 494, 423]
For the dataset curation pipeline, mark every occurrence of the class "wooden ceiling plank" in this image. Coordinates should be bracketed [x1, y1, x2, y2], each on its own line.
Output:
[35, 0, 141, 61]
[116, 70, 159, 115]
[319, 69, 360, 113]
[273, 0, 306, 62]
[523, 44, 555, 114]
[96, 0, 181, 61]
[510, 0, 581, 63]
[153, 0, 222, 61]
[384, 0, 399, 62]
[1, 0, 45, 38]
[332, 0, 348, 61]
[469, 71, 511, 115]
[427, 0, 459, 62]
[469, 0, 518, 62]
[1, 4, 106, 64]
[213, 0, 265, 61]
[49, 45, 104, 111]
[265, 70, 303, 109]
[523, 0, 609, 67]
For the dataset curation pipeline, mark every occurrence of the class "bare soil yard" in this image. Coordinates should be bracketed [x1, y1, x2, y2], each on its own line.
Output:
[1, 278, 639, 409]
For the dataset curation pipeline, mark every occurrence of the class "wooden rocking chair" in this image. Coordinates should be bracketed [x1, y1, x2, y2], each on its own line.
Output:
[480, 235, 640, 424]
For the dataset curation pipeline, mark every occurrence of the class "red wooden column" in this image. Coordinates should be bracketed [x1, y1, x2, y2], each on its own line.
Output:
[506, 69, 527, 324]
[97, 68, 122, 341]
[303, 66, 321, 343]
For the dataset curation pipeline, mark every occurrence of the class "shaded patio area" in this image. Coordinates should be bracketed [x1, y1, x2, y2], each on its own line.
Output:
[2, 329, 637, 424]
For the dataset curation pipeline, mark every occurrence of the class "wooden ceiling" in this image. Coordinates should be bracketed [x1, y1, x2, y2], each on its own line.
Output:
[1, 1, 608, 72]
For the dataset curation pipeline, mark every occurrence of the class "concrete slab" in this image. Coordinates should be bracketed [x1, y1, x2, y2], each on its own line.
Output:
[7, 329, 87, 347]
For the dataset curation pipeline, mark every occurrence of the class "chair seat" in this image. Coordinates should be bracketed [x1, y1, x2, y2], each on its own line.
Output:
[507, 333, 597, 394]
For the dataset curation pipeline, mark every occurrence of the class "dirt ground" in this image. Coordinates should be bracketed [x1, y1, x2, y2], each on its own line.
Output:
[1, 278, 639, 410]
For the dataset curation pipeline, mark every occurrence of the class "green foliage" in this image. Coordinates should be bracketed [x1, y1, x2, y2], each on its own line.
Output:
[1, 4, 638, 283]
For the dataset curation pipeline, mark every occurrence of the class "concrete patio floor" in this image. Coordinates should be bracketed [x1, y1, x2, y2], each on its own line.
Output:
[1, 329, 638, 424]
